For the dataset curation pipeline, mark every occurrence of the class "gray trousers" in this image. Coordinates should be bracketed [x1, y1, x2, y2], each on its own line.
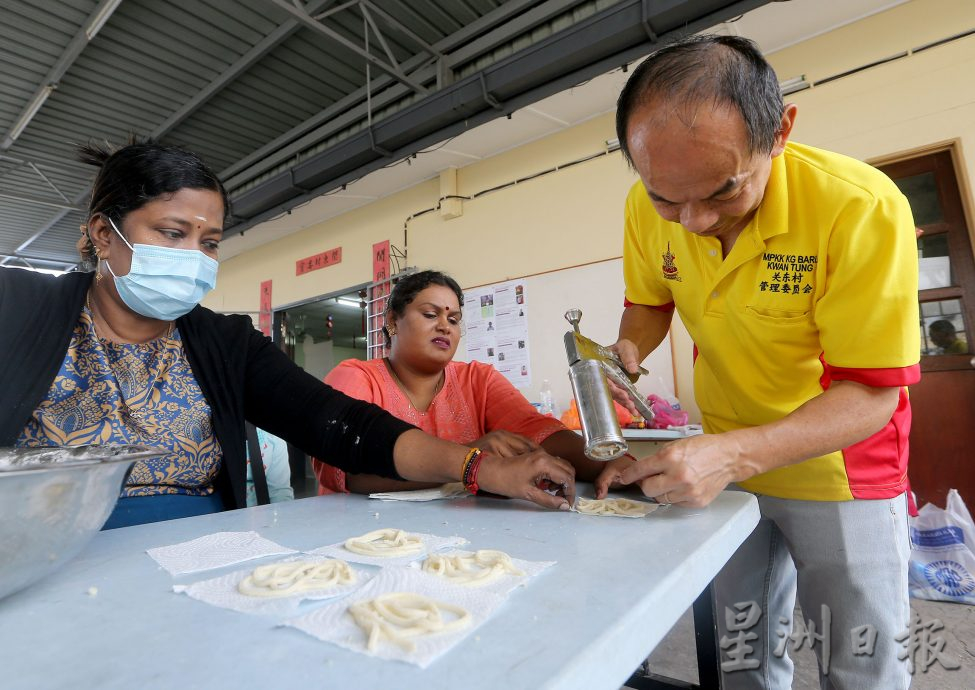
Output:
[713, 492, 912, 690]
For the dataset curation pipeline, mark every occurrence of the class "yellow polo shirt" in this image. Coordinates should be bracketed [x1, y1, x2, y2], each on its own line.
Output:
[623, 142, 920, 501]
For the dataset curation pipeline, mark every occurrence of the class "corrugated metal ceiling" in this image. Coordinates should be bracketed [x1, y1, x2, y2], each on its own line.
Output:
[0, 0, 768, 271]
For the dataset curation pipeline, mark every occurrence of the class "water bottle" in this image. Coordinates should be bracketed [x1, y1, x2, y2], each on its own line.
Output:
[539, 379, 557, 417]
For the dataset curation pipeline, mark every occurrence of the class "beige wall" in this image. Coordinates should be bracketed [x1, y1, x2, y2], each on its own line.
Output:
[205, 181, 439, 314]
[206, 115, 634, 310]
[768, 0, 975, 236]
[206, 0, 974, 421]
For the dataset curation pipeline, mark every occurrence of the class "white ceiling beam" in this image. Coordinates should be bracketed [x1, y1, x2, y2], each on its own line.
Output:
[8, 0, 335, 262]
[0, 192, 81, 212]
[0, 0, 123, 151]
[152, 0, 335, 138]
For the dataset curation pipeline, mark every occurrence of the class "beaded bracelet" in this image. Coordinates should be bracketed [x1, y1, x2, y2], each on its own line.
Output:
[461, 447, 481, 485]
[462, 448, 484, 494]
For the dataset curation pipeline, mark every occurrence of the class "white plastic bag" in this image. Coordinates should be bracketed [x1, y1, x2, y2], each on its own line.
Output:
[908, 489, 975, 604]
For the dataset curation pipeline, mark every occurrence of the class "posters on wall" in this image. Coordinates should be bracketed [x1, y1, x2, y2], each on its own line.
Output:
[464, 278, 531, 388]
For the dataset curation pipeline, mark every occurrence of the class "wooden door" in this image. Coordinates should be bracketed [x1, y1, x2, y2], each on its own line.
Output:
[879, 150, 975, 509]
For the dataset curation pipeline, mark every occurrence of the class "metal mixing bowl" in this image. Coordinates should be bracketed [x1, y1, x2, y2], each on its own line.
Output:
[0, 445, 166, 601]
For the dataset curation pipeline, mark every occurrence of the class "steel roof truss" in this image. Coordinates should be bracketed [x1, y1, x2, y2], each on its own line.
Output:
[27, 161, 72, 204]
[6, 0, 335, 264]
[267, 0, 429, 96]
[227, 0, 771, 232]
[0, 192, 80, 212]
[360, 1, 443, 59]
[152, 0, 335, 138]
[314, 0, 359, 22]
[220, 0, 585, 189]
[0, 0, 122, 152]
[361, 4, 399, 71]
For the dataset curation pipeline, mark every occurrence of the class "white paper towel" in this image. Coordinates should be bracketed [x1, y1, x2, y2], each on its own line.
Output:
[173, 555, 371, 617]
[283, 568, 504, 668]
[368, 482, 468, 502]
[147, 531, 298, 575]
[410, 549, 555, 597]
[307, 531, 467, 567]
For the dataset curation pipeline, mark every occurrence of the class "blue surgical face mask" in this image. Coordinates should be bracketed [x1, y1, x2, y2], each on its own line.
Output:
[103, 217, 218, 321]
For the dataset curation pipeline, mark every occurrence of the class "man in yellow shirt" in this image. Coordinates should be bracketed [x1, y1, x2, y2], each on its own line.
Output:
[602, 35, 919, 689]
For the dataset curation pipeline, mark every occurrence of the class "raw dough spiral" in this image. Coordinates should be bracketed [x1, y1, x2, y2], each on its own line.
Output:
[421, 549, 525, 587]
[347, 592, 471, 651]
[344, 528, 425, 557]
[237, 559, 356, 597]
[575, 497, 656, 517]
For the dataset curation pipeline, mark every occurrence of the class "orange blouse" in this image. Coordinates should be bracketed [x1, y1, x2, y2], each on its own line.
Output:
[313, 359, 565, 493]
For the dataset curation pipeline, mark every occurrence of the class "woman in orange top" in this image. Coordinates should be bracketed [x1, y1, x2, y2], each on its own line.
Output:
[314, 270, 629, 495]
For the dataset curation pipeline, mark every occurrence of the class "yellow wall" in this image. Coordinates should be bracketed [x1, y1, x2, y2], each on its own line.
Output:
[206, 0, 975, 420]
[409, 118, 630, 288]
[206, 181, 439, 313]
[768, 0, 975, 233]
[207, 115, 635, 308]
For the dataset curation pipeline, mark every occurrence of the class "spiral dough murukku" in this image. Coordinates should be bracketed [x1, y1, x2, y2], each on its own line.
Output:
[344, 528, 424, 557]
[347, 592, 471, 651]
[237, 559, 356, 597]
[575, 497, 656, 517]
[421, 549, 525, 587]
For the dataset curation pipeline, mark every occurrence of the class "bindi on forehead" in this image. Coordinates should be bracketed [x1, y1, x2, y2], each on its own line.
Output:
[157, 215, 222, 234]
[416, 300, 461, 313]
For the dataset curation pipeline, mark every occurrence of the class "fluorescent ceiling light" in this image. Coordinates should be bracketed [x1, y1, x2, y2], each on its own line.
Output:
[7, 85, 55, 143]
[779, 75, 810, 96]
[336, 297, 362, 308]
[86, 0, 123, 40]
[2, 263, 66, 276]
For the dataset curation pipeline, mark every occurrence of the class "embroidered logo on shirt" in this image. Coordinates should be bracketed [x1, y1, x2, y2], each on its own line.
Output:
[662, 242, 681, 282]
[758, 252, 816, 295]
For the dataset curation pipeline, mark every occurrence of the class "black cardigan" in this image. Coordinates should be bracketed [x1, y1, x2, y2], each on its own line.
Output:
[0, 269, 414, 509]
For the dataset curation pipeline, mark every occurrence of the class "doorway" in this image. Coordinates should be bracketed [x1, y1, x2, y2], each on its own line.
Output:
[878, 148, 975, 509]
[274, 284, 371, 497]
[278, 287, 370, 381]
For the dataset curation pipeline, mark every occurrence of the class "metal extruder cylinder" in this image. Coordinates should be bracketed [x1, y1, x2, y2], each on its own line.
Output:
[568, 358, 627, 461]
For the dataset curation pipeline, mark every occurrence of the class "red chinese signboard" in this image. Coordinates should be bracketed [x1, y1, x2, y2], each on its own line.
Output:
[372, 240, 390, 283]
[296, 247, 342, 276]
[258, 280, 272, 336]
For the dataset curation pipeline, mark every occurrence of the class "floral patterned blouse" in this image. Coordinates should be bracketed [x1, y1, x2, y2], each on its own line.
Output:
[16, 305, 221, 497]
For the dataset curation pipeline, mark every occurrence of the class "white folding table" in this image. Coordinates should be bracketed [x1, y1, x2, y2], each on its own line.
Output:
[0, 488, 758, 690]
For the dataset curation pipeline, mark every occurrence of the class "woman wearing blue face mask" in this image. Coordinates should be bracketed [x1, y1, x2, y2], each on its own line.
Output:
[0, 141, 576, 528]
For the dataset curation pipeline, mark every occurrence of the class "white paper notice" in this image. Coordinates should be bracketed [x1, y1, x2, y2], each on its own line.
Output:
[464, 278, 531, 388]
